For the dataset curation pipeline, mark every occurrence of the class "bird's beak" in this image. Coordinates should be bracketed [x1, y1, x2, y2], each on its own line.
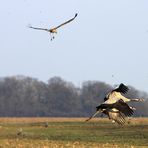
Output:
[85, 110, 101, 122]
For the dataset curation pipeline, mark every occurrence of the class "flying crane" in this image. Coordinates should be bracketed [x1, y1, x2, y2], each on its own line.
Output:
[86, 83, 144, 125]
[29, 13, 78, 41]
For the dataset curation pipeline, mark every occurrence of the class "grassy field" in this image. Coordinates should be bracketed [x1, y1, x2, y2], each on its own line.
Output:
[0, 118, 147, 148]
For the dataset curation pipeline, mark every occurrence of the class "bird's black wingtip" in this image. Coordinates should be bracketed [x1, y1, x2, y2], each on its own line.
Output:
[75, 13, 78, 17]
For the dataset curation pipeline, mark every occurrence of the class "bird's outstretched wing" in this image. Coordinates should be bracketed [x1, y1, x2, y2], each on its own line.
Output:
[28, 25, 49, 31]
[112, 99, 134, 117]
[53, 13, 78, 30]
[113, 83, 129, 94]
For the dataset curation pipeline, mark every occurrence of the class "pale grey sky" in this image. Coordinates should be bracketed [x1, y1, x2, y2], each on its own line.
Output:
[0, 0, 148, 92]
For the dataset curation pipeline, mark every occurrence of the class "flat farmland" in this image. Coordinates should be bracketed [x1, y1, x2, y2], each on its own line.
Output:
[0, 118, 147, 148]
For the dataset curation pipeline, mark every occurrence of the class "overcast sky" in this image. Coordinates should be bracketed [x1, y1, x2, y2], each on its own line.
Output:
[0, 0, 148, 92]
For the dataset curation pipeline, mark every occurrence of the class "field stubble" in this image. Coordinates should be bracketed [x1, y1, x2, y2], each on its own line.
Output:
[0, 117, 147, 148]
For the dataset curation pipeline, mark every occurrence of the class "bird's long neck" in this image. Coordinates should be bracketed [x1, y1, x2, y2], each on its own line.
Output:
[105, 92, 130, 104]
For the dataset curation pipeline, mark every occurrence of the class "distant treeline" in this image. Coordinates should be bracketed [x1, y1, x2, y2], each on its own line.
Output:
[0, 75, 147, 117]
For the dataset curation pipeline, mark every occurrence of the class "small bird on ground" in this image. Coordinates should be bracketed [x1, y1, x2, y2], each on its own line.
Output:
[44, 122, 48, 128]
[17, 128, 23, 136]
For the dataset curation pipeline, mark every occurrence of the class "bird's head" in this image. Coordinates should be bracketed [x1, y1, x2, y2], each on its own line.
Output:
[138, 98, 145, 102]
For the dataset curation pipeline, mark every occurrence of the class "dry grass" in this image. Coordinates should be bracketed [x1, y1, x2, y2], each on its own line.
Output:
[0, 117, 147, 148]
[0, 117, 106, 123]
[0, 139, 142, 148]
[0, 117, 147, 123]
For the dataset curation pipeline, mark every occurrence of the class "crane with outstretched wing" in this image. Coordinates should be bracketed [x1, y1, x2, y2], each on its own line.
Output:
[29, 13, 78, 41]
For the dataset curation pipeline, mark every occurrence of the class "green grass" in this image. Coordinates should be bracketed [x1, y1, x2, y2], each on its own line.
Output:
[0, 118, 147, 147]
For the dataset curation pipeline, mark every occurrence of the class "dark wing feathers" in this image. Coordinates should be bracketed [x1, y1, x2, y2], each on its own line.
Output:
[114, 112, 126, 125]
[53, 13, 78, 30]
[29, 26, 49, 31]
[113, 100, 134, 117]
[105, 111, 126, 125]
[113, 83, 129, 94]
[29, 13, 77, 32]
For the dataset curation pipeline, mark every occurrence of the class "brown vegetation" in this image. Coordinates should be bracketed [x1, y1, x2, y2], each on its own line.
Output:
[0, 118, 147, 147]
[0, 117, 148, 124]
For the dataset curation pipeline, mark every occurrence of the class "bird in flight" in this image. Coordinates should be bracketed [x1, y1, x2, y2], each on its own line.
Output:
[86, 83, 144, 125]
[86, 99, 134, 125]
[29, 13, 78, 41]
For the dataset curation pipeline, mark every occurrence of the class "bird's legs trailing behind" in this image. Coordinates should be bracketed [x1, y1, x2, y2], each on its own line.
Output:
[130, 106, 136, 110]
[50, 33, 56, 41]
